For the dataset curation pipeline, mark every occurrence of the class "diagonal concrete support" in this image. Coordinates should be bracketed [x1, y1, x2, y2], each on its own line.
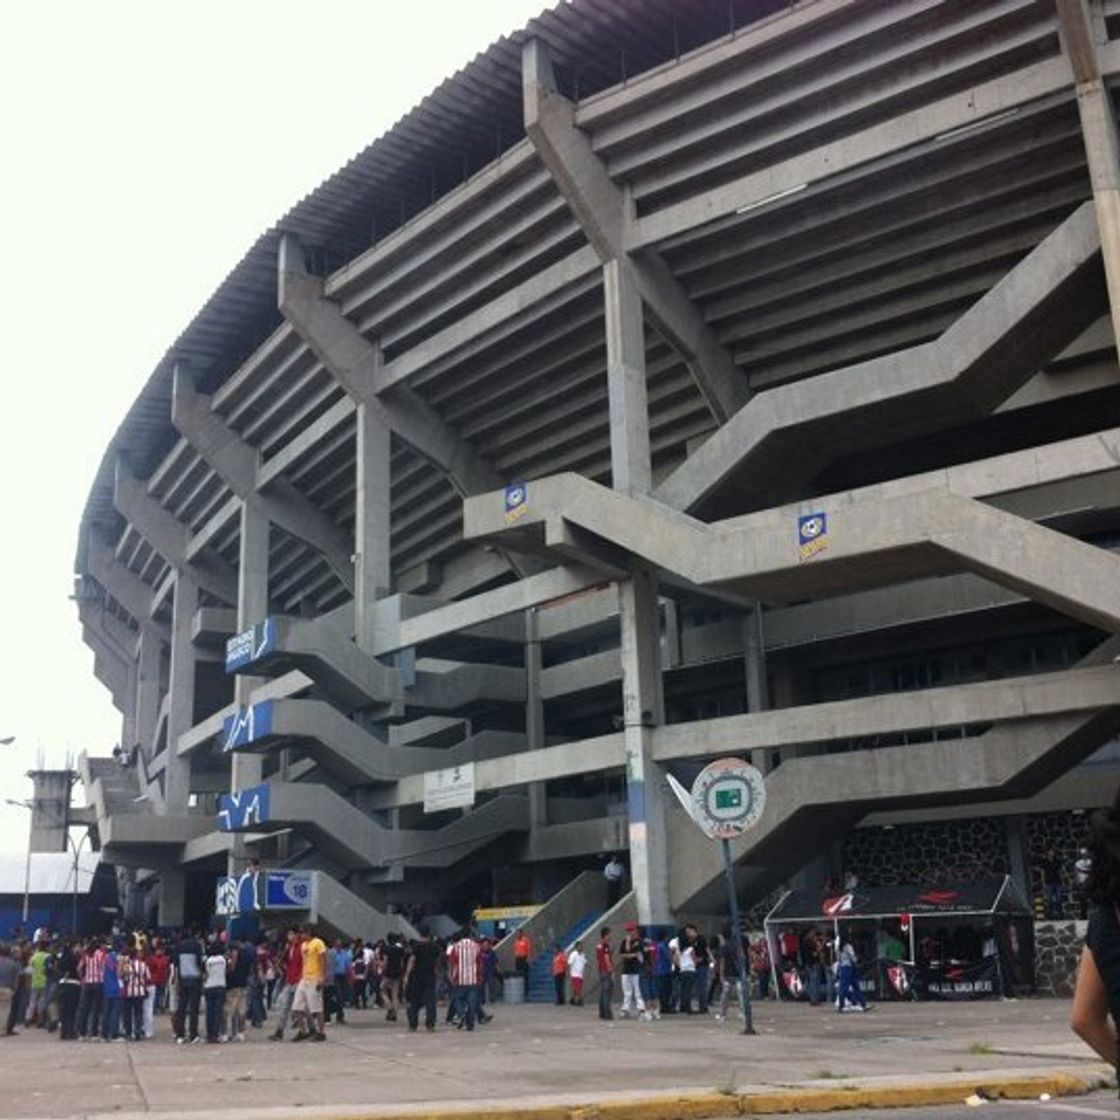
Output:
[277, 235, 505, 498]
[171, 366, 354, 594]
[522, 37, 746, 424]
[1057, 0, 1120, 357]
[654, 202, 1105, 515]
[113, 458, 238, 606]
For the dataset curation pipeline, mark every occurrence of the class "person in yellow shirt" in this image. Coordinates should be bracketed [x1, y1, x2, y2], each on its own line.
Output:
[290, 925, 327, 1041]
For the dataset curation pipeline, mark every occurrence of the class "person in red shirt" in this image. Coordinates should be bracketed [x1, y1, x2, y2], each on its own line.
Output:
[596, 927, 614, 1021]
[551, 944, 567, 1006]
[148, 942, 170, 1016]
[268, 928, 303, 1041]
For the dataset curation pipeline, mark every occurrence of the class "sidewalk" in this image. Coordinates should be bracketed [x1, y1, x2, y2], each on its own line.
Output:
[0, 997, 1112, 1119]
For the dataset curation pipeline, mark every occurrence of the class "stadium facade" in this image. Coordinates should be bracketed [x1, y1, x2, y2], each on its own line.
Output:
[72, 0, 1120, 938]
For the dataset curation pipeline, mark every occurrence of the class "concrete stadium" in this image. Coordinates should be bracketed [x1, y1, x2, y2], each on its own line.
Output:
[66, 0, 1120, 956]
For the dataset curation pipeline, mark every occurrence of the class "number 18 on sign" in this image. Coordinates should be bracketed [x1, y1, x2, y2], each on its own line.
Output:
[669, 757, 766, 1035]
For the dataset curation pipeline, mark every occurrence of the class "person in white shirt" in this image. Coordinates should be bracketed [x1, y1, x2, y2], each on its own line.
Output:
[203, 945, 228, 1042]
[566, 941, 587, 1006]
[604, 854, 625, 906]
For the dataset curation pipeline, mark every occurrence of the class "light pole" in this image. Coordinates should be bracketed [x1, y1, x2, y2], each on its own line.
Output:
[68, 829, 94, 935]
[4, 798, 32, 926]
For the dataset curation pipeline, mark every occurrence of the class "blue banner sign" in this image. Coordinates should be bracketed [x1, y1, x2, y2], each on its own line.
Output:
[221, 700, 275, 752]
[217, 783, 271, 832]
[225, 618, 277, 674]
[215, 868, 311, 916]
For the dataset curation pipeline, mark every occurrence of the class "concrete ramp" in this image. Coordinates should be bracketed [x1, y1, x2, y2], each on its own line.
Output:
[670, 638, 1120, 914]
[220, 780, 529, 871]
[465, 463, 1120, 633]
[308, 871, 417, 943]
[221, 698, 528, 785]
[653, 201, 1105, 517]
[225, 614, 401, 713]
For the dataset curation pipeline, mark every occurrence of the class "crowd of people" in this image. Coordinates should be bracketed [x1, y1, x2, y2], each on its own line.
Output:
[536, 920, 775, 1021]
[0, 922, 514, 1043]
[0, 914, 887, 1044]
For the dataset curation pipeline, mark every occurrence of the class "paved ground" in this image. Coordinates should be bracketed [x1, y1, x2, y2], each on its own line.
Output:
[0, 997, 1112, 1119]
[786, 1093, 1120, 1119]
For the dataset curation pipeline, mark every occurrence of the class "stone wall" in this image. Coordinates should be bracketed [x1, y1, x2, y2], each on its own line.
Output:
[1034, 919, 1085, 997]
[842, 818, 1008, 886]
[1025, 813, 1092, 921]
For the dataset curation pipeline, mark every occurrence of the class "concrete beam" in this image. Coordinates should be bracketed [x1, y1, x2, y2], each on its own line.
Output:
[113, 458, 237, 606]
[277, 234, 505, 498]
[1057, 0, 1120, 358]
[522, 38, 745, 423]
[372, 565, 609, 656]
[171, 366, 354, 593]
[85, 541, 153, 623]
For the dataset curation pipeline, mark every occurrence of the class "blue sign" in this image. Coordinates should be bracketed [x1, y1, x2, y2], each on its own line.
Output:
[266, 870, 312, 909]
[217, 783, 270, 832]
[225, 618, 277, 674]
[797, 511, 829, 561]
[221, 700, 275, 752]
[504, 481, 528, 524]
[214, 869, 311, 916]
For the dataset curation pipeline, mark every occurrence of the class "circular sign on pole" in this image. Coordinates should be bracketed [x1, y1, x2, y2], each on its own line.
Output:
[691, 757, 766, 839]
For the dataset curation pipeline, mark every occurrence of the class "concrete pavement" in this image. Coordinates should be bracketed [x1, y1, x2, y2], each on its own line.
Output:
[0, 997, 1113, 1120]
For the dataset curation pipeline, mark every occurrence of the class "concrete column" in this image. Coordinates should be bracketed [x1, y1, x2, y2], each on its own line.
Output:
[355, 401, 392, 654]
[604, 258, 651, 496]
[618, 565, 671, 925]
[1058, 0, 1120, 354]
[230, 502, 269, 871]
[27, 771, 72, 853]
[165, 568, 197, 815]
[135, 625, 162, 756]
[743, 605, 771, 774]
[525, 608, 547, 829]
[158, 865, 186, 928]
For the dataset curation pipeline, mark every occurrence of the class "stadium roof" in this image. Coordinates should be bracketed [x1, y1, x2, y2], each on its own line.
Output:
[77, 0, 789, 556]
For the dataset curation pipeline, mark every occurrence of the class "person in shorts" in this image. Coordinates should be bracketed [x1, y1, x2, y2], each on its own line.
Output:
[290, 925, 327, 1042]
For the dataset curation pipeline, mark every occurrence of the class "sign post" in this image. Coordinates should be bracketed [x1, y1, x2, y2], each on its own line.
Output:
[669, 756, 766, 1035]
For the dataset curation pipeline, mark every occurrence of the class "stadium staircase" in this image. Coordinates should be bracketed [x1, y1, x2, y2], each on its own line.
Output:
[524, 910, 603, 1002]
[219, 780, 529, 871]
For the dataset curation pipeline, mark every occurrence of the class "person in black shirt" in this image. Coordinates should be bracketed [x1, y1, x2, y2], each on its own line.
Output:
[1072, 786, 1120, 1089]
[403, 926, 440, 1032]
[173, 931, 204, 1043]
[55, 942, 81, 1039]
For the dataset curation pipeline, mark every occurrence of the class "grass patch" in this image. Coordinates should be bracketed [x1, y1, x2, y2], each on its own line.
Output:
[814, 1071, 852, 1080]
[968, 1042, 995, 1055]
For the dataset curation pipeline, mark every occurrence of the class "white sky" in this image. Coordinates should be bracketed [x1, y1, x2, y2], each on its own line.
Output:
[0, 0, 549, 852]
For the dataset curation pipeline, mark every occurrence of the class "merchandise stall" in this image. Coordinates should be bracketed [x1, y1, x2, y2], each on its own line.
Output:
[763, 877, 1034, 1001]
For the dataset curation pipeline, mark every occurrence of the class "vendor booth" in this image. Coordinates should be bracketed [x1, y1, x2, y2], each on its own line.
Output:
[763, 877, 1034, 1001]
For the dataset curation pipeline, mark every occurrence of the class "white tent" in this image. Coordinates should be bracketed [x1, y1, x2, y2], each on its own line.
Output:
[0, 851, 101, 896]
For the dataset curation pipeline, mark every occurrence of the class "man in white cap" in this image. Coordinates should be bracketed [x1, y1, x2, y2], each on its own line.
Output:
[618, 922, 648, 1020]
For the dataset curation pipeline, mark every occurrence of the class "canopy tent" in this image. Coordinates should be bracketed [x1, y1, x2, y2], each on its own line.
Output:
[764, 877, 1034, 1001]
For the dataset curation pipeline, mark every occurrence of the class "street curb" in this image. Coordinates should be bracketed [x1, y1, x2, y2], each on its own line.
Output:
[319, 1071, 1112, 1120]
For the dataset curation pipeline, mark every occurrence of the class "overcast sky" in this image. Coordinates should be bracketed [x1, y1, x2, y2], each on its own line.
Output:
[0, 0, 549, 853]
